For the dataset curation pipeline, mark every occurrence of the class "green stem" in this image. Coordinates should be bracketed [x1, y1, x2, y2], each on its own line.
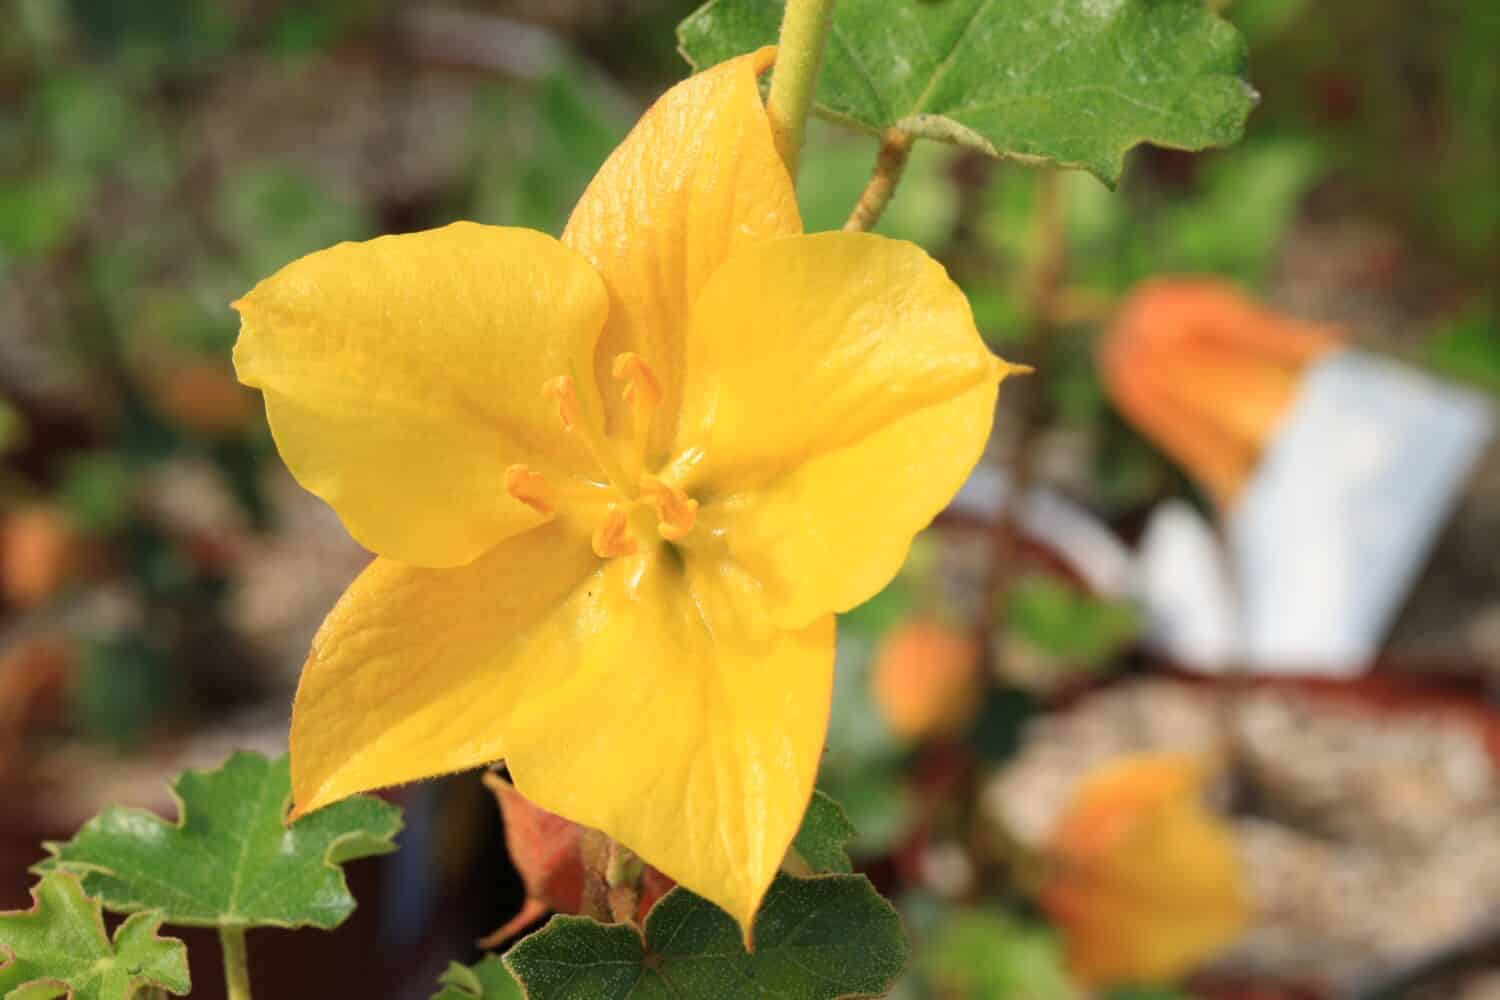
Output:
[219, 926, 252, 1000]
[765, 0, 838, 179]
[844, 129, 914, 231]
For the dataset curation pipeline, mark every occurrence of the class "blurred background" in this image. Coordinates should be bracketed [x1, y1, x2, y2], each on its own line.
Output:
[0, 0, 1497, 996]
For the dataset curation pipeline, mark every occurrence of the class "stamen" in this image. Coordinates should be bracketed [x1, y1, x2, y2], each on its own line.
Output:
[612, 353, 663, 410]
[612, 353, 663, 469]
[504, 464, 555, 517]
[640, 475, 699, 541]
[542, 375, 583, 431]
[592, 504, 638, 559]
[542, 374, 632, 493]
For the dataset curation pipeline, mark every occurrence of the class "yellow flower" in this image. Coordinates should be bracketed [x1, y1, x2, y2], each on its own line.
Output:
[232, 48, 1015, 936]
[1040, 753, 1247, 987]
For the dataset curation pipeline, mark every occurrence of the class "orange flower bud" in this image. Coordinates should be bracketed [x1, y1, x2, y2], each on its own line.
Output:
[871, 619, 982, 742]
[1099, 280, 1342, 507]
[1040, 753, 1246, 987]
[1, 505, 77, 609]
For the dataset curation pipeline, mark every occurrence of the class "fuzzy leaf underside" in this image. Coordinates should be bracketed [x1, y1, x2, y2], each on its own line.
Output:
[679, 0, 1256, 183]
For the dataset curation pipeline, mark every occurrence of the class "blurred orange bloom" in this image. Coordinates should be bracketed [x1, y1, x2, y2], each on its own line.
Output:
[1, 505, 77, 609]
[1099, 280, 1342, 507]
[871, 619, 982, 742]
[1040, 753, 1247, 987]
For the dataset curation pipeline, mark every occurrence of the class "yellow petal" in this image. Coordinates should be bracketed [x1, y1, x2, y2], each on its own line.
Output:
[287, 521, 600, 816]
[1043, 754, 1247, 986]
[504, 557, 834, 941]
[234, 223, 608, 567]
[289, 528, 833, 940]
[563, 47, 800, 461]
[675, 232, 1016, 628]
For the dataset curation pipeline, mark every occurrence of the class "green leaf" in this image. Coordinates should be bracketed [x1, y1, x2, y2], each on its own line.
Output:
[921, 910, 1075, 998]
[506, 874, 908, 999]
[72, 636, 176, 751]
[795, 121, 958, 245]
[217, 165, 373, 280]
[1427, 306, 1500, 397]
[1155, 135, 1322, 285]
[678, 0, 1256, 183]
[36, 751, 401, 930]
[0, 397, 26, 456]
[0, 872, 190, 999]
[1007, 574, 1143, 670]
[431, 956, 523, 1000]
[57, 451, 132, 536]
[788, 792, 856, 875]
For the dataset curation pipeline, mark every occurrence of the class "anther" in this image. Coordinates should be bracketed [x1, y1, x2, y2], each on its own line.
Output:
[504, 464, 554, 517]
[640, 475, 698, 541]
[613, 353, 663, 469]
[542, 375, 582, 431]
[591, 504, 638, 559]
[543, 374, 633, 493]
[612, 353, 663, 410]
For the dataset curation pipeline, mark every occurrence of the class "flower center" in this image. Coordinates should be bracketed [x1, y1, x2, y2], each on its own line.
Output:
[507, 355, 699, 560]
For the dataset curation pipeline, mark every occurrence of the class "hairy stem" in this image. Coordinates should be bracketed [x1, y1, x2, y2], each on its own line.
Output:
[765, 0, 838, 179]
[579, 829, 614, 921]
[219, 926, 252, 1000]
[605, 841, 645, 923]
[844, 129, 914, 231]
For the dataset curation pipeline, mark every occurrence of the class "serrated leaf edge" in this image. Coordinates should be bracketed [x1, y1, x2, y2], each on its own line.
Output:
[0, 871, 190, 998]
[503, 874, 907, 1000]
[34, 751, 402, 931]
[502, 913, 647, 1000]
[676, 0, 1260, 185]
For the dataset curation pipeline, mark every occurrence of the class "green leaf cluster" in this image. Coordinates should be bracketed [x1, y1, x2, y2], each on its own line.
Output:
[680, 0, 1255, 184]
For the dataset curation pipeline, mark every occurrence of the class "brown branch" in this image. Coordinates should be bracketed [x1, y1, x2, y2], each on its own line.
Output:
[844, 129, 914, 232]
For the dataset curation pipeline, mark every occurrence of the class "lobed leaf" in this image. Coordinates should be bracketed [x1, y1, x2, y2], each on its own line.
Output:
[0, 872, 189, 1000]
[679, 0, 1256, 184]
[35, 751, 402, 930]
[505, 873, 907, 999]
